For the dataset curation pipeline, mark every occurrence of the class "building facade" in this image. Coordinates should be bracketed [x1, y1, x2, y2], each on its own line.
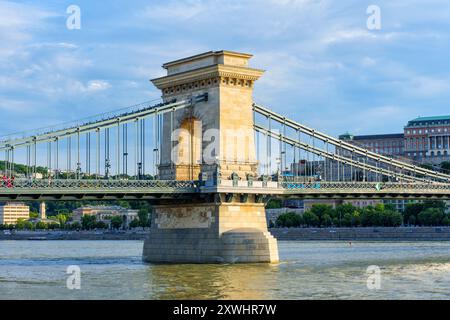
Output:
[339, 132, 405, 157]
[73, 205, 139, 227]
[0, 202, 30, 225]
[404, 116, 450, 164]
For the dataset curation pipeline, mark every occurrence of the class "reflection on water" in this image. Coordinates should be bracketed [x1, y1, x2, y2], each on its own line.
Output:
[148, 263, 279, 300]
[0, 240, 450, 299]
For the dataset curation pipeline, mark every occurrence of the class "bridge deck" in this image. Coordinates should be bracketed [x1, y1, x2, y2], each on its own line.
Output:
[1, 179, 450, 201]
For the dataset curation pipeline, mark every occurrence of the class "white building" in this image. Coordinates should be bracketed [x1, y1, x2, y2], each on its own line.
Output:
[0, 202, 30, 225]
[73, 205, 139, 227]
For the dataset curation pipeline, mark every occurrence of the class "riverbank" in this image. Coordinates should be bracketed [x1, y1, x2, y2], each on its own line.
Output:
[0, 230, 148, 240]
[2, 227, 450, 241]
[270, 227, 450, 241]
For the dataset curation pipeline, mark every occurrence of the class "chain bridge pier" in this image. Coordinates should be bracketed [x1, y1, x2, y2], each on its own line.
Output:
[2, 51, 450, 263]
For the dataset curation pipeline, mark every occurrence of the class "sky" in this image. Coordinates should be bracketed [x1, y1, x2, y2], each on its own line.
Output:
[1, 0, 450, 138]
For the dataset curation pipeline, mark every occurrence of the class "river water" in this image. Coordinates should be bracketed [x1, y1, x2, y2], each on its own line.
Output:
[0, 240, 449, 299]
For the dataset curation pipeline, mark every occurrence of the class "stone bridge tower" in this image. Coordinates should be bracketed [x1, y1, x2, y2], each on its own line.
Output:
[143, 51, 279, 264]
[151, 50, 263, 181]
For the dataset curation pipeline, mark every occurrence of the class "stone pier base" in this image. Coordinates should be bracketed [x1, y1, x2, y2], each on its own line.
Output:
[142, 201, 279, 264]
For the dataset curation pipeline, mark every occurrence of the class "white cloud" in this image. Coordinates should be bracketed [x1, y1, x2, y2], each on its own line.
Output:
[0, 1, 56, 59]
[140, 0, 206, 20]
[361, 57, 377, 67]
[323, 29, 375, 44]
[86, 80, 111, 92]
[408, 76, 450, 97]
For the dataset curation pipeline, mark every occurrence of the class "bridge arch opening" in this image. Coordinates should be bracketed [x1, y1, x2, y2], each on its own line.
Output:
[172, 116, 202, 180]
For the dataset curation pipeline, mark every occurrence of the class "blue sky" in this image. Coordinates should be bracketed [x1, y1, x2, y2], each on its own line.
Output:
[1, 0, 450, 138]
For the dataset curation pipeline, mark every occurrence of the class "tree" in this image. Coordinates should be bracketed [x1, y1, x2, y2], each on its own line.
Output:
[55, 213, 68, 227]
[95, 221, 108, 229]
[422, 200, 446, 212]
[361, 206, 380, 226]
[47, 223, 60, 230]
[351, 211, 361, 227]
[342, 213, 352, 227]
[420, 163, 434, 171]
[35, 221, 47, 230]
[407, 215, 416, 226]
[138, 208, 149, 228]
[322, 214, 333, 227]
[442, 216, 449, 226]
[15, 219, 28, 230]
[275, 212, 303, 228]
[69, 221, 81, 230]
[441, 161, 450, 172]
[110, 216, 123, 229]
[403, 202, 423, 224]
[381, 210, 402, 227]
[29, 212, 38, 219]
[129, 219, 140, 229]
[81, 215, 97, 230]
[309, 204, 334, 222]
[266, 199, 282, 209]
[334, 204, 357, 226]
[418, 208, 444, 226]
[302, 211, 319, 227]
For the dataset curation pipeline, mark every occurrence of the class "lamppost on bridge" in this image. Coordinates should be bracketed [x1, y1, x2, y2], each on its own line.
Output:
[276, 157, 281, 182]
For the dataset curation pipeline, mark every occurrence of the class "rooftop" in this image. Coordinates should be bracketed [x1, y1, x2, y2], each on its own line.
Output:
[410, 115, 450, 122]
[407, 115, 450, 127]
[340, 133, 404, 141]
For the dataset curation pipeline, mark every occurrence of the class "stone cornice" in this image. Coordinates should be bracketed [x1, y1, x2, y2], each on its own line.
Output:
[151, 64, 265, 90]
[162, 50, 253, 69]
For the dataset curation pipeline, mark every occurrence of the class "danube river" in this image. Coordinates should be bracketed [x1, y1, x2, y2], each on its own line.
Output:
[1, 240, 450, 299]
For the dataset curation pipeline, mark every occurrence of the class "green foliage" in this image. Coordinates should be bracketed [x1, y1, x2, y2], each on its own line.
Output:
[110, 216, 123, 229]
[47, 223, 60, 230]
[129, 219, 140, 229]
[442, 216, 450, 226]
[29, 212, 38, 219]
[138, 208, 150, 228]
[403, 201, 447, 226]
[0, 161, 48, 176]
[441, 161, 450, 172]
[379, 210, 402, 227]
[55, 213, 69, 227]
[309, 204, 334, 221]
[275, 212, 303, 228]
[35, 221, 48, 230]
[420, 163, 434, 171]
[342, 212, 353, 227]
[266, 199, 282, 209]
[302, 211, 319, 227]
[321, 214, 333, 227]
[418, 208, 445, 226]
[16, 219, 34, 230]
[404, 203, 424, 224]
[81, 215, 97, 230]
[95, 221, 108, 229]
[69, 221, 81, 230]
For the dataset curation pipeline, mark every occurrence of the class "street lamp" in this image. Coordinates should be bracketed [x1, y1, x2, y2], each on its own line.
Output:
[275, 158, 281, 181]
